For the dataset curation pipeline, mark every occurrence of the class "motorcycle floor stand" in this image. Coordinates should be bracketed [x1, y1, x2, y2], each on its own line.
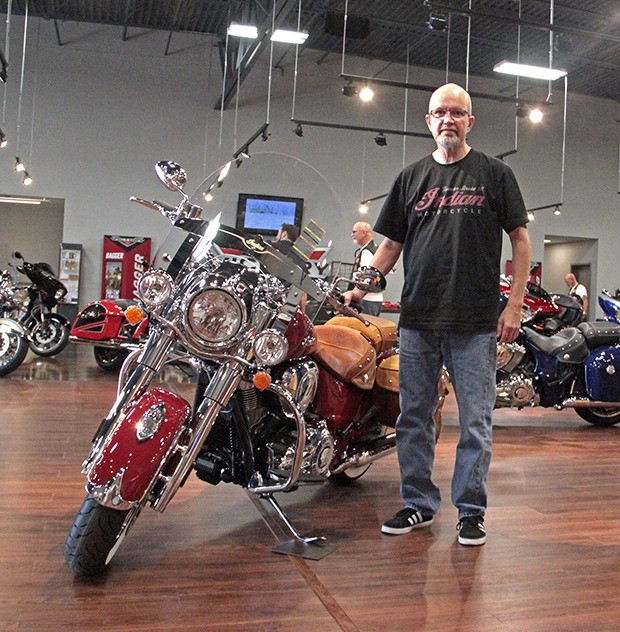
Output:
[247, 491, 339, 560]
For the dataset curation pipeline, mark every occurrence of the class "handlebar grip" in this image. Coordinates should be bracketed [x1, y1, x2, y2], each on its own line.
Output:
[154, 199, 178, 215]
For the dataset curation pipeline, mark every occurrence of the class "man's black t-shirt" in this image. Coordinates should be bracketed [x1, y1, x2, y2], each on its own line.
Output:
[374, 149, 528, 332]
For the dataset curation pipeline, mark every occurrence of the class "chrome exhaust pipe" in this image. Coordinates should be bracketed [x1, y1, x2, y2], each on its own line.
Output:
[561, 398, 620, 409]
[330, 432, 397, 475]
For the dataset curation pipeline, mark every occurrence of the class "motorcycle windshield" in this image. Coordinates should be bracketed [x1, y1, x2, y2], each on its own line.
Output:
[152, 151, 348, 325]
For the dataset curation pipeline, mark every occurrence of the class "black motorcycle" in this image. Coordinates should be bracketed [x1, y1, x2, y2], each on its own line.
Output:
[0, 252, 70, 356]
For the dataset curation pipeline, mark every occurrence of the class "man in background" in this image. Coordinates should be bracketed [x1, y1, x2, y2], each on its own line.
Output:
[351, 221, 384, 317]
[273, 223, 299, 257]
[564, 272, 588, 318]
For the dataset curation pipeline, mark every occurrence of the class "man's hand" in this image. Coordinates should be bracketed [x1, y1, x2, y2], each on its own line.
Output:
[497, 303, 521, 343]
[343, 288, 364, 306]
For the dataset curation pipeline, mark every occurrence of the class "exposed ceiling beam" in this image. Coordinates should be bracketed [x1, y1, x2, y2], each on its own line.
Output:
[214, 0, 300, 110]
[425, 1, 620, 45]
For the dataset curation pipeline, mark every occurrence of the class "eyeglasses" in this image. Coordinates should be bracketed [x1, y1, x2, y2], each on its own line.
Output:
[428, 108, 470, 119]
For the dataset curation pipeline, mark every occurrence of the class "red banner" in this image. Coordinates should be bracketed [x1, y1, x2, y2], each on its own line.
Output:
[102, 235, 151, 300]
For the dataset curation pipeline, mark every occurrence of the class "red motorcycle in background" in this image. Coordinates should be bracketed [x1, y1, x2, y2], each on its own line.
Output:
[499, 276, 582, 335]
[64, 153, 447, 578]
[70, 299, 149, 371]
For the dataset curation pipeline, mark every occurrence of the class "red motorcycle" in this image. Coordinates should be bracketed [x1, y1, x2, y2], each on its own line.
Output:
[70, 299, 149, 371]
[64, 153, 447, 578]
[499, 276, 582, 334]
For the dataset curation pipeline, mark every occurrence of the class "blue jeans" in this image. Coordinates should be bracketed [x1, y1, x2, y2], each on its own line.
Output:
[396, 327, 496, 519]
[361, 300, 382, 317]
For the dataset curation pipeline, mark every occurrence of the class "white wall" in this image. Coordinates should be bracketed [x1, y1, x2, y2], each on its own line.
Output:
[1, 17, 618, 307]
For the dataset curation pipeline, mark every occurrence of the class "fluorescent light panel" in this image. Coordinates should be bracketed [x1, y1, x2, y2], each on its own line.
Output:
[227, 23, 258, 38]
[494, 60, 567, 81]
[0, 196, 44, 204]
[270, 29, 308, 44]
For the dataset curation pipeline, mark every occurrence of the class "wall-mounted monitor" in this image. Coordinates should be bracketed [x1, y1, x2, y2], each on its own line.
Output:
[235, 193, 304, 237]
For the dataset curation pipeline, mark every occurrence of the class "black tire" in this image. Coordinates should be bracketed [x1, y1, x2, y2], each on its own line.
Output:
[94, 347, 129, 372]
[0, 329, 29, 376]
[330, 463, 372, 485]
[29, 316, 69, 356]
[575, 407, 620, 427]
[64, 495, 130, 578]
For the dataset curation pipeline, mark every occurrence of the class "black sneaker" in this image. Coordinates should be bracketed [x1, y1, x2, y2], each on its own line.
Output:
[457, 516, 486, 546]
[381, 508, 433, 535]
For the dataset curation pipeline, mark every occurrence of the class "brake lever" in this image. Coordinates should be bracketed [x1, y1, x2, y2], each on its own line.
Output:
[327, 295, 371, 327]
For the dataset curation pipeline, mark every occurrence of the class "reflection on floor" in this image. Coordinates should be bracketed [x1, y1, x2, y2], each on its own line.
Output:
[1, 344, 620, 631]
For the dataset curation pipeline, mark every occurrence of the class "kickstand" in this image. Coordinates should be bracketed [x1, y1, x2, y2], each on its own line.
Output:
[246, 491, 337, 560]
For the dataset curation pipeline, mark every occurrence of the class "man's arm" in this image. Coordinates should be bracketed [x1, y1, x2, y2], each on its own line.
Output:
[498, 226, 532, 343]
[345, 237, 403, 304]
[580, 290, 589, 317]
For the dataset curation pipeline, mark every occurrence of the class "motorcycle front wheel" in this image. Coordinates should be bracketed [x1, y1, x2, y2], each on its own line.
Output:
[64, 495, 131, 578]
[575, 407, 620, 426]
[0, 329, 29, 376]
[93, 346, 129, 372]
[29, 315, 70, 356]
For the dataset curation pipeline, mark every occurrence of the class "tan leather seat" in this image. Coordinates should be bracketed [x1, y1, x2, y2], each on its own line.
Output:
[312, 324, 377, 389]
[323, 314, 397, 354]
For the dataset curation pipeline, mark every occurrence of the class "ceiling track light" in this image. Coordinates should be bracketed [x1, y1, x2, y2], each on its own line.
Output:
[15, 157, 26, 172]
[0, 128, 7, 148]
[23, 171, 33, 186]
[342, 81, 358, 97]
[374, 132, 387, 146]
[358, 86, 374, 102]
[516, 104, 544, 123]
[0, 47, 7, 82]
[427, 12, 447, 31]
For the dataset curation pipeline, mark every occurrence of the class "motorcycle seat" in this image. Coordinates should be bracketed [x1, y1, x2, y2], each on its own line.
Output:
[322, 314, 397, 354]
[523, 326, 589, 363]
[312, 324, 377, 389]
[577, 321, 620, 349]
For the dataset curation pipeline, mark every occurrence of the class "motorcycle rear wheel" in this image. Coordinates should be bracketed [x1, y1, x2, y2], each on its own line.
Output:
[575, 407, 620, 426]
[94, 346, 129, 372]
[64, 495, 130, 578]
[0, 330, 29, 376]
[29, 316, 69, 356]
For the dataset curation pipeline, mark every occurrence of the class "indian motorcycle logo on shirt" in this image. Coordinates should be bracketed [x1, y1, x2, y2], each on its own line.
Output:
[413, 185, 486, 217]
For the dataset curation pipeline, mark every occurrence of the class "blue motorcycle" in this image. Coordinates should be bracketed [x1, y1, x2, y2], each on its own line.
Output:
[496, 318, 620, 426]
[598, 289, 620, 324]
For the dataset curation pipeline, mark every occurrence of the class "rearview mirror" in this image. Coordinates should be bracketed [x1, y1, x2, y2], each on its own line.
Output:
[155, 160, 188, 193]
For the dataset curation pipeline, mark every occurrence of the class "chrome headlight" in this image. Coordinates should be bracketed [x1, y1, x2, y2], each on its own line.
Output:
[253, 329, 289, 366]
[137, 270, 173, 307]
[187, 288, 244, 345]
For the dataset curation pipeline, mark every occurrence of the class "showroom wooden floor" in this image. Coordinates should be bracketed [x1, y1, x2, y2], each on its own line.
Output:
[2, 345, 620, 631]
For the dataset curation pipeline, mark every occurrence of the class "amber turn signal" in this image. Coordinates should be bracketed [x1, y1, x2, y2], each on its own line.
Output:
[125, 305, 144, 325]
[253, 372, 271, 391]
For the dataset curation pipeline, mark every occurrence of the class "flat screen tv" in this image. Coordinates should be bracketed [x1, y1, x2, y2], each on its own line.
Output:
[235, 193, 304, 237]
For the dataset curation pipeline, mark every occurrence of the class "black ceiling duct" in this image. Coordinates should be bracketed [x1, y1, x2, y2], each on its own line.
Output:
[324, 11, 370, 39]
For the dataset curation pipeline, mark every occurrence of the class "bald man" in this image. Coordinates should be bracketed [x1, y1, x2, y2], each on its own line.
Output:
[351, 221, 384, 316]
[347, 83, 532, 546]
